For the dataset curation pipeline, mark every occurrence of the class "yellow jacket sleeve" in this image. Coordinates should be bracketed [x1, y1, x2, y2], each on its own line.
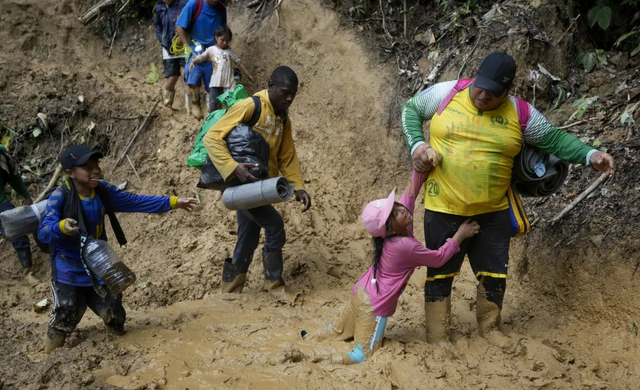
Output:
[277, 117, 305, 191]
[203, 98, 255, 182]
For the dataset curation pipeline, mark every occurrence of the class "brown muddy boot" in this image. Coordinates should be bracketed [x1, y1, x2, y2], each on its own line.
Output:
[162, 89, 175, 107]
[221, 258, 246, 293]
[44, 334, 66, 354]
[476, 284, 513, 349]
[188, 88, 202, 120]
[424, 297, 451, 346]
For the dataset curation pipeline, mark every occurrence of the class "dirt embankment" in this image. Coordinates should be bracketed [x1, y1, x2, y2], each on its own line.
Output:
[1, 0, 639, 389]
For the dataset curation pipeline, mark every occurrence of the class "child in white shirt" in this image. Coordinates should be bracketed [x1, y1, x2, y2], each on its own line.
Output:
[189, 25, 254, 112]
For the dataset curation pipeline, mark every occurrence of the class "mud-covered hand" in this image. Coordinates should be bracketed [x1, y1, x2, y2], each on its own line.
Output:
[233, 163, 259, 183]
[176, 198, 199, 211]
[295, 190, 312, 212]
[62, 218, 79, 235]
[24, 198, 33, 206]
[453, 219, 480, 244]
[189, 61, 196, 72]
[589, 152, 615, 175]
[412, 144, 433, 173]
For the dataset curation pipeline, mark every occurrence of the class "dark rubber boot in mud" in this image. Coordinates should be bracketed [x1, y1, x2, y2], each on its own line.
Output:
[424, 296, 451, 346]
[44, 334, 66, 354]
[221, 258, 247, 293]
[107, 324, 126, 336]
[262, 250, 285, 292]
[16, 248, 32, 269]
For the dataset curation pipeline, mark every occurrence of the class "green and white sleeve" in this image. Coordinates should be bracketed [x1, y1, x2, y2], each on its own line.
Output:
[520, 101, 597, 166]
[401, 80, 456, 156]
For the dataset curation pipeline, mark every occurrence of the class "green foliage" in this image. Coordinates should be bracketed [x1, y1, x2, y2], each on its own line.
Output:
[588, 4, 612, 30]
[571, 96, 602, 119]
[576, 49, 607, 73]
[349, 0, 366, 20]
[615, 28, 640, 57]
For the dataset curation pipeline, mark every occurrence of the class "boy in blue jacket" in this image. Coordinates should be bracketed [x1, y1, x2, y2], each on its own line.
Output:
[38, 145, 198, 353]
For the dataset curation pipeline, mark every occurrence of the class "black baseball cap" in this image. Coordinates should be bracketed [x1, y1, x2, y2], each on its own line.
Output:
[60, 145, 104, 170]
[474, 52, 516, 97]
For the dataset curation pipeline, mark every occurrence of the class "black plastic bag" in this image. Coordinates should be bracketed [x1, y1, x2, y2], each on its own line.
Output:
[197, 124, 270, 190]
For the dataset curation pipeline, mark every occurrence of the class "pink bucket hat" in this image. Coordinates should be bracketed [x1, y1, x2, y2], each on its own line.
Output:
[362, 188, 396, 238]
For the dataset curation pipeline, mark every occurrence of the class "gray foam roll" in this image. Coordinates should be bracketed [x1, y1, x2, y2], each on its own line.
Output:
[222, 177, 295, 210]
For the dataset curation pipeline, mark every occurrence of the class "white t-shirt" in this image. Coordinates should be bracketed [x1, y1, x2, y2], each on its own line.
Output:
[194, 46, 241, 88]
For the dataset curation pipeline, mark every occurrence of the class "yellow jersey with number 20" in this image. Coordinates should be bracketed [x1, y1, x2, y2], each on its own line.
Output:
[425, 88, 523, 216]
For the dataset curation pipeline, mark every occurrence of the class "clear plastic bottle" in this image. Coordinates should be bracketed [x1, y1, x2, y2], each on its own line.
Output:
[82, 239, 137, 295]
[0, 200, 48, 238]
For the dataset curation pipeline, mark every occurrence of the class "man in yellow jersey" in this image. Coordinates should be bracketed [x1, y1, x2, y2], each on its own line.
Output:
[401, 52, 614, 345]
[204, 66, 311, 293]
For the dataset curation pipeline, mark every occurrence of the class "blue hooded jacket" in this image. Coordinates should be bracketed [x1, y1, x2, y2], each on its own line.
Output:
[154, 0, 189, 51]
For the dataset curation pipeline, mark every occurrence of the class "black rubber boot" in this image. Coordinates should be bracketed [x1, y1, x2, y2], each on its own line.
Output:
[221, 258, 247, 293]
[262, 250, 285, 291]
[16, 248, 32, 269]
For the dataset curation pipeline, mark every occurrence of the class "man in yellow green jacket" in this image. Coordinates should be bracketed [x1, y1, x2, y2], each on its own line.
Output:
[204, 66, 311, 293]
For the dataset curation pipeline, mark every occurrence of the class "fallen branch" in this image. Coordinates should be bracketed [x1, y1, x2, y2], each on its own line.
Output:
[126, 154, 142, 182]
[79, 0, 118, 25]
[113, 100, 160, 171]
[457, 32, 482, 79]
[550, 172, 611, 225]
[558, 120, 585, 130]
[247, 0, 261, 7]
[35, 165, 63, 203]
[108, 20, 119, 58]
[379, 0, 393, 40]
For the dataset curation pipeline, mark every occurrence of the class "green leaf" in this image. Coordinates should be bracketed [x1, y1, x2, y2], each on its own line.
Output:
[592, 139, 602, 147]
[588, 6, 598, 28]
[78, 136, 85, 144]
[633, 322, 638, 338]
[597, 6, 612, 30]
[583, 52, 596, 73]
[32, 128, 42, 138]
[588, 5, 612, 30]
[621, 111, 634, 124]
[632, 43, 640, 57]
[615, 31, 639, 47]
[146, 63, 160, 84]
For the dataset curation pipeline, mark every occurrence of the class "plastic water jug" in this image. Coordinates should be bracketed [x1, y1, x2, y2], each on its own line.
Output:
[82, 239, 137, 295]
[0, 200, 48, 239]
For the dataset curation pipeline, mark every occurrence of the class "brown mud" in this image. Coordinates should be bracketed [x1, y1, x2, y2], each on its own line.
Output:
[1, 0, 639, 389]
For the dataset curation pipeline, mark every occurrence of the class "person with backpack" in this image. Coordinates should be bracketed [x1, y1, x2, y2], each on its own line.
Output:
[400, 52, 615, 346]
[301, 170, 480, 364]
[38, 145, 199, 354]
[154, 0, 190, 111]
[203, 66, 311, 294]
[0, 145, 38, 285]
[176, 0, 227, 120]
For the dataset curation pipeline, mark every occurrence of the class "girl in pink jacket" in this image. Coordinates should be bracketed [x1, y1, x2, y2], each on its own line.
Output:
[303, 170, 479, 364]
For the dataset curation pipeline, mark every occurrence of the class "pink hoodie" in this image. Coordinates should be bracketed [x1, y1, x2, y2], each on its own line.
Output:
[353, 171, 460, 317]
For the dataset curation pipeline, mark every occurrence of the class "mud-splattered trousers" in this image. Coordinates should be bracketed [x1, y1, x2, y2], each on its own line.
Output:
[423, 209, 511, 309]
[48, 280, 126, 338]
[310, 287, 388, 365]
[232, 204, 286, 274]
